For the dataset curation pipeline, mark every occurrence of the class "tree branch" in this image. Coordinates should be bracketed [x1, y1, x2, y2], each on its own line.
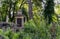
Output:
[19, 0, 26, 9]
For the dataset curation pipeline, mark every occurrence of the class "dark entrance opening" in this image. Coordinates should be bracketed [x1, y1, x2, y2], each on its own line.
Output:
[17, 18, 22, 27]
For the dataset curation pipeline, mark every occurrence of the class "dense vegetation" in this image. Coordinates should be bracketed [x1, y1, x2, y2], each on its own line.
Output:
[0, 19, 59, 39]
[0, 0, 60, 39]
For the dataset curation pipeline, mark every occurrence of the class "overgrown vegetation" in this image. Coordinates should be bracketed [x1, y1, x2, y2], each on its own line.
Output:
[0, 0, 60, 39]
[0, 19, 59, 39]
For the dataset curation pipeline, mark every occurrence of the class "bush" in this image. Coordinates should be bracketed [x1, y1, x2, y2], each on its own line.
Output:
[24, 19, 51, 39]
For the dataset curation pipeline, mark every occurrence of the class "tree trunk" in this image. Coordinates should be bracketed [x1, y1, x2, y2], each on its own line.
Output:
[28, 0, 33, 19]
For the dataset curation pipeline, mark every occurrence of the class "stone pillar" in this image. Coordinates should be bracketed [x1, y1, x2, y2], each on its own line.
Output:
[6, 15, 9, 22]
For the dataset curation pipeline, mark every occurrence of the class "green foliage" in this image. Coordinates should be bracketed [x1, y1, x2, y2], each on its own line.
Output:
[0, 29, 20, 39]
[43, 0, 55, 24]
[32, 0, 42, 6]
[22, 7, 28, 20]
[24, 19, 51, 39]
[0, 18, 59, 39]
[0, 0, 43, 21]
[0, 0, 26, 22]
[0, 0, 60, 39]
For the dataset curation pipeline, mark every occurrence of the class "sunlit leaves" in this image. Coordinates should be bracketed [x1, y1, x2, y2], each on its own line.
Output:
[32, 0, 42, 6]
[55, 4, 60, 14]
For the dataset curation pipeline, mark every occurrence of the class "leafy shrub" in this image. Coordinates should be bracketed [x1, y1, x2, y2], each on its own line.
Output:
[24, 19, 52, 39]
[0, 28, 20, 39]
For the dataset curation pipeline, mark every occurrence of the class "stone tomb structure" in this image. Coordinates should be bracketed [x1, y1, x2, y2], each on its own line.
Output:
[15, 10, 26, 27]
[0, 10, 26, 32]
